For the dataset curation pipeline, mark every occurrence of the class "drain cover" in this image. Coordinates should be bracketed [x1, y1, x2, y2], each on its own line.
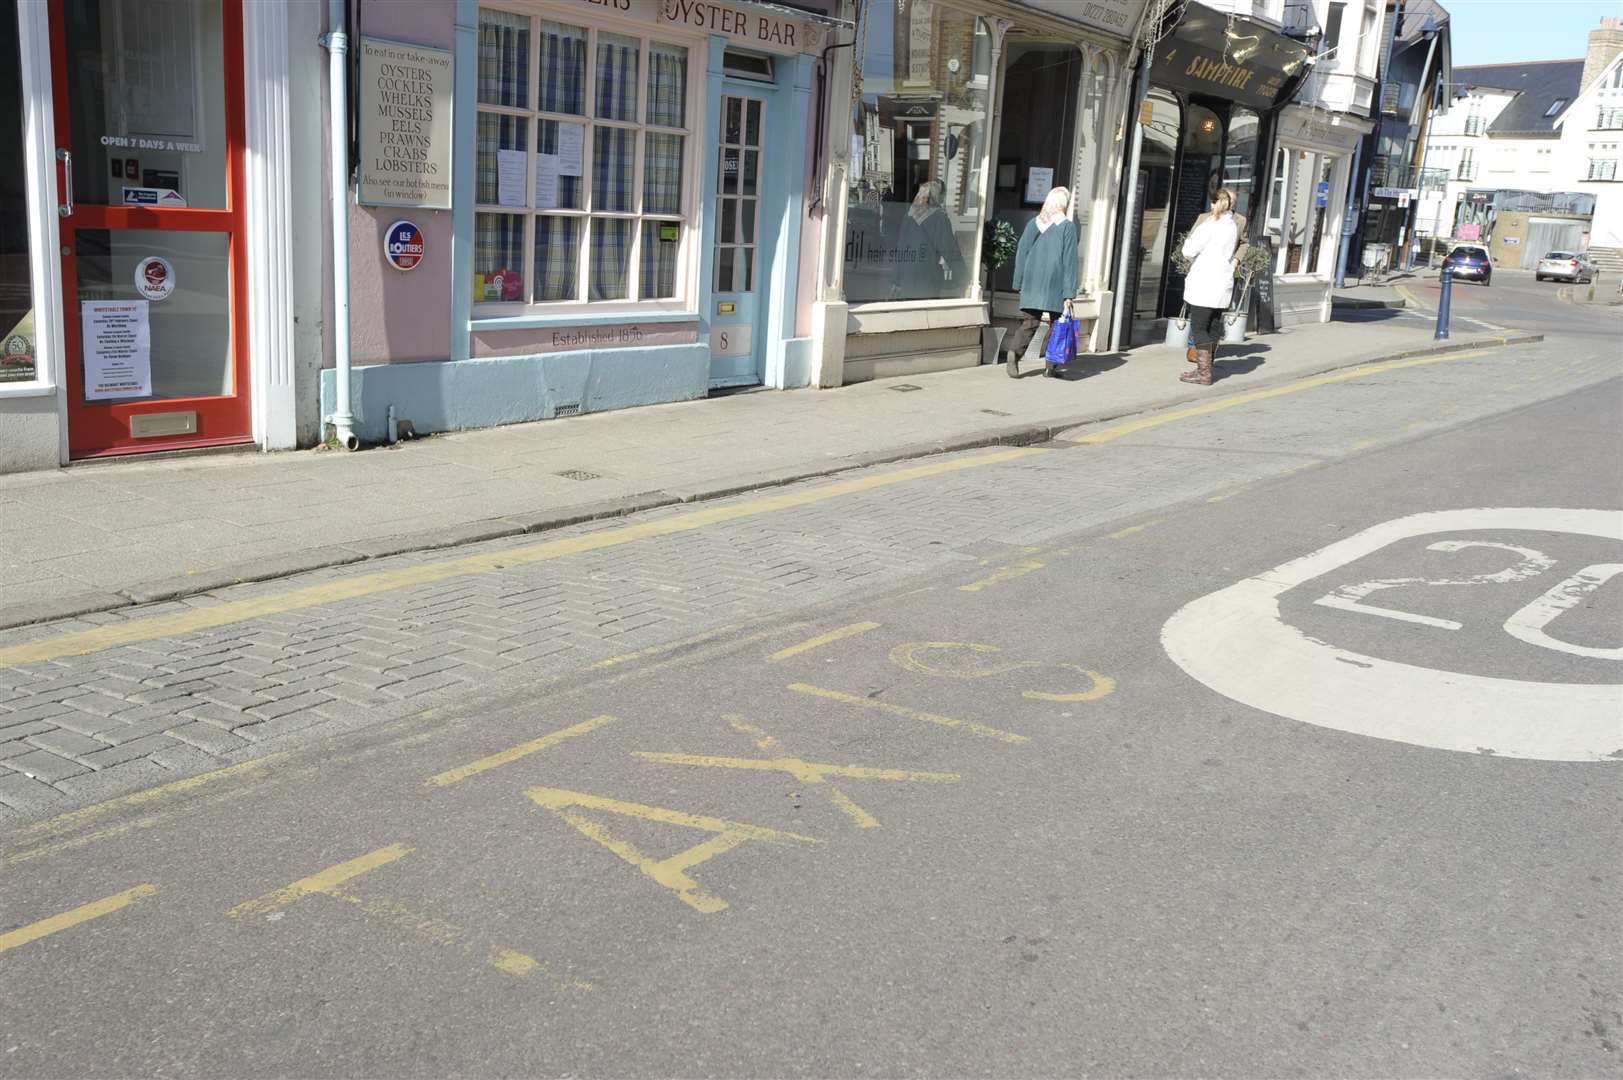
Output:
[980, 408, 1011, 417]
[889, 383, 923, 392]
[556, 469, 601, 481]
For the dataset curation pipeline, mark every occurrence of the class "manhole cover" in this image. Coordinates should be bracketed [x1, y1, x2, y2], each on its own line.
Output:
[556, 469, 601, 481]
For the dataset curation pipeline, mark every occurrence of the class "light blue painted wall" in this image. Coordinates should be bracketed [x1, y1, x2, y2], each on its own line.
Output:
[320, 345, 709, 443]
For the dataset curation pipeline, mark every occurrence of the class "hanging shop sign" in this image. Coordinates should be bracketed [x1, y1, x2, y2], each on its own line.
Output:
[357, 37, 454, 209]
[1149, 8, 1312, 111]
[385, 221, 426, 271]
[133, 256, 176, 301]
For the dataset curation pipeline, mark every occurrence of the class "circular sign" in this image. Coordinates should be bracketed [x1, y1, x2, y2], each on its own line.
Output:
[385, 220, 425, 271]
[133, 256, 175, 301]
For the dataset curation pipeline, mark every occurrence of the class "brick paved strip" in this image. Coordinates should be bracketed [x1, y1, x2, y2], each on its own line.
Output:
[3, 749, 88, 783]
[0, 771, 66, 811]
[81, 735, 181, 769]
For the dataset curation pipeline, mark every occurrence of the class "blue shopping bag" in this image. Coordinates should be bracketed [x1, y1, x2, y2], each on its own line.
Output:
[1044, 314, 1079, 367]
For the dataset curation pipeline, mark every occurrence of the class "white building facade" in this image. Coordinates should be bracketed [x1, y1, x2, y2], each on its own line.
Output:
[1555, 42, 1623, 265]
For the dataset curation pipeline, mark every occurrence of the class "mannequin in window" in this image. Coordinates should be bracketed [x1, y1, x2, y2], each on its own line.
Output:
[895, 179, 966, 300]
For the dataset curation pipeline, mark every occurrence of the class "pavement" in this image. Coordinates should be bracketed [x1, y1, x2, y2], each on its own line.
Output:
[0, 287, 1539, 628]
[0, 278, 1615, 1076]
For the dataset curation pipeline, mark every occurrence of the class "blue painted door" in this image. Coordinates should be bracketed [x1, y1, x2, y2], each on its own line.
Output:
[708, 92, 768, 388]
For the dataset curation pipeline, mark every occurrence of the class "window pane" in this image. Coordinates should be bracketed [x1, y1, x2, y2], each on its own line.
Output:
[725, 98, 742, 143]
[640, 221, 679, 299]
[842, 4, 991, 302]
[643, 133, 684, 215]
[715, 246, 735, 293]
[592, 127, 636, 212]
[537, 119, 584, 209]
[741, 198, 756, 244]
[740, 247, 754, 292]
[596, 32, 639, 122]
[476, 112, 529, 205]
[478, 8, 529, 109]
[721, 147, 740, 195]
[647, 43, 688, 128]
[474, 212, 525, 302]
[533, 216, 581, 301]
[742, 150, 759, 196]
[536, 20, 586, 114]
[0, 1, 35, 384]
[590, 218, 632, 300]
[718, 198, 736, 244]
[745, 99, 761, 146]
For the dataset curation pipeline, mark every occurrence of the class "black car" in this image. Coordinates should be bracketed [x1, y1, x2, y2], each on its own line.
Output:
[1440, 244, 1492, 286]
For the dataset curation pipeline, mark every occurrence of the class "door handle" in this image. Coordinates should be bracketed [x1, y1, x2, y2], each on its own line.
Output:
[57, 148, 72, 217]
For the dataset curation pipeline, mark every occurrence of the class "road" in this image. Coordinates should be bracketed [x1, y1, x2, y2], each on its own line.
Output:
[1, 275, 1619, 1077]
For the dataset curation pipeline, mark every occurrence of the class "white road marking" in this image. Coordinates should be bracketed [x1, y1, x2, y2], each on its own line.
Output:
[1313, 540, 1556, 630]
[1503, 564, 1623, 661]
[1162, 509, 1623, 762]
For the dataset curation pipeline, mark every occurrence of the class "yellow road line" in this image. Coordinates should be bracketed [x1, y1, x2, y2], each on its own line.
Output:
[8, 755, 287, 843]
[0, 884, 158, 955]
[1107, 518, 1163, 540]
[786, 682, 1028, 744]
[228, 843, 413, 918]
[632, 751, 961, 785]
[323, 887, 590, 989]
[768, 622, 882, 662]
[960, 557, 1047, 593]
[1065, 350, 1488, 447]
[425, 714, 619, 788]
[0, 448, 1046, 670]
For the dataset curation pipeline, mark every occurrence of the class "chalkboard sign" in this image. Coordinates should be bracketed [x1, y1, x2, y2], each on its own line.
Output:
[1251, 239, 1277, 334]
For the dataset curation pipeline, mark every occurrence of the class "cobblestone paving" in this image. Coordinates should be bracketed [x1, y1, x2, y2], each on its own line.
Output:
[0, 348, 1615, 820]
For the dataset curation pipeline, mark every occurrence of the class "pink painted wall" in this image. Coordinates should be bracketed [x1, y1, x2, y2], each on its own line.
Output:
[347, 0, 455, 366]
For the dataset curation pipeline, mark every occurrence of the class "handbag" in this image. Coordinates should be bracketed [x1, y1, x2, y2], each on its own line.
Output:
[1044, 303, 1079, 367]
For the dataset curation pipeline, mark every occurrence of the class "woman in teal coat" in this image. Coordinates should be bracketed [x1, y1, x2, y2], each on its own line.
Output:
[1006, 186, 1079, 377]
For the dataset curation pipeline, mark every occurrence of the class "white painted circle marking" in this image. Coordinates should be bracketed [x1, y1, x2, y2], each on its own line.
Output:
[1161, 508, 1623, 762]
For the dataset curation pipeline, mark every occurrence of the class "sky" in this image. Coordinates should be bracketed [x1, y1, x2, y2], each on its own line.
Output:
[1446, 0, 1621, 67]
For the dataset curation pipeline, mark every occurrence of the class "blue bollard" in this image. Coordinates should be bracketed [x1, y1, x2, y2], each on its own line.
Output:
[1435, 266, 1452, 340]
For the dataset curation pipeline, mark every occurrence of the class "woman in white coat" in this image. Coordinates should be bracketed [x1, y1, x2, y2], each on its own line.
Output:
[1178, 187, 1240, 386]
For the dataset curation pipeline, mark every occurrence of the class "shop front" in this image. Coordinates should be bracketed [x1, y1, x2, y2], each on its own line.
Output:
[1263, 105, 1370, 326]
[827, 0, 1142, 384]
[1113, 3, 1311, 347]
[321, 0, 843, 444]
[0, 0, 307, 472]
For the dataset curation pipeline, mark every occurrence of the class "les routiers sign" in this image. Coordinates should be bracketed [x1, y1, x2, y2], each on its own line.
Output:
[358, 37, 453, 210]
[569, 0, 830, 54]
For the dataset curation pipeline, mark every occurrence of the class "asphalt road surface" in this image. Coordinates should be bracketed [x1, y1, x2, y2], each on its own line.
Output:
[0, 282, 1618, 1078]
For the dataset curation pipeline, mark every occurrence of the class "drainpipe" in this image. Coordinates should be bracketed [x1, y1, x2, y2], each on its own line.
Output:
[323, 0, 359, 451]
[1109, 54, 1151, 352]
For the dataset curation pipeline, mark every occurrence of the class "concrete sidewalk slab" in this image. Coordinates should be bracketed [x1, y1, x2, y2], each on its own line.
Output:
[0, 311, 1540, 627]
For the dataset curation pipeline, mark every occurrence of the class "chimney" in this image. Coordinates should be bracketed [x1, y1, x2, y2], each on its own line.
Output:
[1583, 17, 1623, 92]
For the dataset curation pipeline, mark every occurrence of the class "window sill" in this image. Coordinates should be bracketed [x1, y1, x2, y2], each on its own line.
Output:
[846, 298, 989, 335]
[0, 382, 57, 399]
[471, 307, 699, 331]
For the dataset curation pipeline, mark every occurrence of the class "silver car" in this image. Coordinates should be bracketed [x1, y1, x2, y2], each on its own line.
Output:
[1535, 251, 1596, 283]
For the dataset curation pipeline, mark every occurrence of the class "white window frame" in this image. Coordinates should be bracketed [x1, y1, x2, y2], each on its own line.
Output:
[0, 1, 65, 402]
[471, 3, 702, 318]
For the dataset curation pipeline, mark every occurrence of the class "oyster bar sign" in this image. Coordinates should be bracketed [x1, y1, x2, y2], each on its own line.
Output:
[570, 0, 825, 53]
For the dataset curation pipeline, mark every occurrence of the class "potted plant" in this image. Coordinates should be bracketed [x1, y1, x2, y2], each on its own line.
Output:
[1163, 230, 1194, 349]
[980, 218, 1019, 364]
[1224, 242, 1274, 343]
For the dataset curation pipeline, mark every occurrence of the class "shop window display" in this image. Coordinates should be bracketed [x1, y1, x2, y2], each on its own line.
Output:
[473, 8, 690, 305]
[844, 0, 992, 303]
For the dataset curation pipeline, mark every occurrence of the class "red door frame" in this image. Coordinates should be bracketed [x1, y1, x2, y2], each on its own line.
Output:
[51, 0, 252, 459]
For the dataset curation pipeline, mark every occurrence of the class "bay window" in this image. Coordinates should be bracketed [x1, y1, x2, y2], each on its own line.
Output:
[474, 7, 693, 308]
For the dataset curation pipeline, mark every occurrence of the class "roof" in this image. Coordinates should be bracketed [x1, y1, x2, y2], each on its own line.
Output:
[1454, 59, 1584, 135]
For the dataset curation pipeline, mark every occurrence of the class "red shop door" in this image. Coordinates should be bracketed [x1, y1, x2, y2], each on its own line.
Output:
[52, 0, 251, 458]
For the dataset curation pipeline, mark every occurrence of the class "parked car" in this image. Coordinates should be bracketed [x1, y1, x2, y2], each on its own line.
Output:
[1535, 250, 1596, 283]
[1440, 244, 1492, 286]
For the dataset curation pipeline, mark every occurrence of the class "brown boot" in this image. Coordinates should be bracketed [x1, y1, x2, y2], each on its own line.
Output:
[1180, 347, 1213, 385]
[1185, 345, 1198, 364]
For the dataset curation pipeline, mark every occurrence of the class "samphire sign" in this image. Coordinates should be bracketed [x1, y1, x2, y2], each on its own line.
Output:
[358, 37, 453, 209]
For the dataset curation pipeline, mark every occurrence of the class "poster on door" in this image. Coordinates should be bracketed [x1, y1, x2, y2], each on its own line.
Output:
[81, 300, 152, 400]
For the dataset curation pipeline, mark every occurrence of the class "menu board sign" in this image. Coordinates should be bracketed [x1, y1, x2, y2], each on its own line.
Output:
[358, 37, 454, 209]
